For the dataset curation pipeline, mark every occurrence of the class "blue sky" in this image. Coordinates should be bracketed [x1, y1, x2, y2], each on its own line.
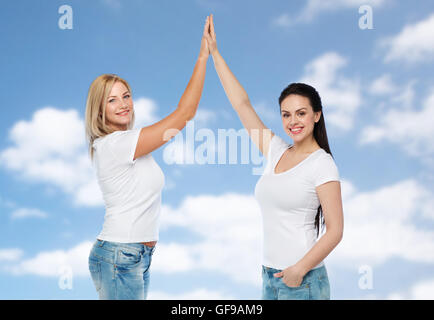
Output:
[1, 0, 434, 299]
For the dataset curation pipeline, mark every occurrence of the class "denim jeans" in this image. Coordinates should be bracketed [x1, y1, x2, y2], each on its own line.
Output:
[262, 265, 330, 300]
[88, 239, 155, 300]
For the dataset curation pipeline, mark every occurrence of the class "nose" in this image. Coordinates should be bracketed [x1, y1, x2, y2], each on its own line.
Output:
[288, 116, 299, 127]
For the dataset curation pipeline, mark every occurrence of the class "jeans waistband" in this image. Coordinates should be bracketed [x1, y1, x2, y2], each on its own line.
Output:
[95, 239, 154, 255]
[263, 265, 326, 274]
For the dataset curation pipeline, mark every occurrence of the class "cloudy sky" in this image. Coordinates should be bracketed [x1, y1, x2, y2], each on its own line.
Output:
[1, 0, 434, 299]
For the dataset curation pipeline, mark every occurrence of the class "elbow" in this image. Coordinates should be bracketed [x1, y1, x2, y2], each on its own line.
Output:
[184, 109, 196, 121]
[326, 227, 343, 245]
[335, 228, 343, 244]
[337, 230, 343, 244]
[178, 105, 196, 122]
[236, 98, 251, 110]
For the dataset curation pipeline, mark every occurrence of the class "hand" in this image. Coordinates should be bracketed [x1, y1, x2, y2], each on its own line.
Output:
[203, 14, 218, 55]
[273, 265, 306, 288]
[199, 16, 210, 59]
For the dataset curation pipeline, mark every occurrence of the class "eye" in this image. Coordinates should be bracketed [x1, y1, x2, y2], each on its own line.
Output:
[108, 98, 115, 103]
[282, 113, 289, 118]
[298, 112, 305, 116]
[123, 94, 131, 99]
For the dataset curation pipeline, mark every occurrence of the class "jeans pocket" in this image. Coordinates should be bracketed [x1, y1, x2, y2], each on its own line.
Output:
[277, 279, 310, 300]
[88, 257, 101, 292]
[116, 247, 142, 272]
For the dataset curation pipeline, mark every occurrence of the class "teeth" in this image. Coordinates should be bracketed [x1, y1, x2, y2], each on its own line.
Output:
[291, 127, 303, 132]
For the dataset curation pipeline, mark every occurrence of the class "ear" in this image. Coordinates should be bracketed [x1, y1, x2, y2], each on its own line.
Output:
[314, 111, 321, 123]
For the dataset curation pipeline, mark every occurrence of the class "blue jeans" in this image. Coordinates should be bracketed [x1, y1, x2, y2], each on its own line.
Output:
[262, 265, 330, 300]
[88, 239, 155, 300]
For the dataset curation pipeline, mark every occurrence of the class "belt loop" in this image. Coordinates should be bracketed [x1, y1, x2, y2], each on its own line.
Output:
[98, 240, 104, 247]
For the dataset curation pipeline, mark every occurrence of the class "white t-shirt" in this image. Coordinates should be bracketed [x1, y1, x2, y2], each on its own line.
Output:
[254, 134, 340, 270]
[92, 128, 165, 243]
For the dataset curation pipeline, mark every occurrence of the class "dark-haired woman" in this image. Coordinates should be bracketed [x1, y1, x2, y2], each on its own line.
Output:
[204, 15, 343, 300]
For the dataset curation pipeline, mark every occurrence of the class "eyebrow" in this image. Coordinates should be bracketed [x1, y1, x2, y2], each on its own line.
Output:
[108, 91, 130, 98]
[281, 107, 307, 113]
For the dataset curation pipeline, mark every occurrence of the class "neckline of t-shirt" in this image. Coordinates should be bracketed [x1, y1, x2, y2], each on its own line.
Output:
[272, 145, 323, 176]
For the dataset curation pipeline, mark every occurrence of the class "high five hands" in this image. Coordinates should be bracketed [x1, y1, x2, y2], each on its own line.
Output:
[199, 14, 217, 59]
[199, 16, 211, 59]
[203, 14, 218, 55]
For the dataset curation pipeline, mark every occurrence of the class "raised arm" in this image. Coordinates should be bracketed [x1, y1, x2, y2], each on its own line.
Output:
[133, 17, 210, 160]
[204, 14, 274, 157]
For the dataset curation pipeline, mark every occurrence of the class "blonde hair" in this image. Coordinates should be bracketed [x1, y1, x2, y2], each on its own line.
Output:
[85, 74, 135, 160]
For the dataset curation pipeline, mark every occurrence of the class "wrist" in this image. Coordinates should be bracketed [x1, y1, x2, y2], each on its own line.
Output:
[197, 55, 209, 62]
[293, 262, 309, 277]
[211, 49, 220, 58]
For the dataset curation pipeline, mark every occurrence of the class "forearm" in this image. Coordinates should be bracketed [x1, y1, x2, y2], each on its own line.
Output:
[295, 229, 342, 276]
[211, 50, 251, 110]
[177, 56, 208, 120]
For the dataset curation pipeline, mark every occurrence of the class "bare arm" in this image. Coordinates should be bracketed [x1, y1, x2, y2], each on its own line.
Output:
[204, 14, 274, 157]
[133, 17, 210, 160]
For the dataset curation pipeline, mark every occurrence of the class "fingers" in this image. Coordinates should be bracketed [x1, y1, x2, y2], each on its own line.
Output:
[210, 14, 216, 40]
[203, 15, 210, 36]
[273, 272, 283, 278]
[203, 17, 212, 42]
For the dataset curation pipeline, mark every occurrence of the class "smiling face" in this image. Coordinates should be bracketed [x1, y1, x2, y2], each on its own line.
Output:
[280, 94, 321, 143]
[104, 81, 133, 131]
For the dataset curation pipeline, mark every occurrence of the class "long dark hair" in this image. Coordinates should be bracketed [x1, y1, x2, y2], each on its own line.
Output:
[278, 83, 333, 237]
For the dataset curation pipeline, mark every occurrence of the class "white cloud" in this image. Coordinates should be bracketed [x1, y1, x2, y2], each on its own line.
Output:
[10, 207, 48, 220]
[360, 88, 434, 158]
[2, 177, 434, 301]
[133, 97, 159, 128]
[300, 52, 361, 131]
[4, 241, 92, 277]
[0, 196, 16, 209]
[381, 13, 434, 64]
[152, 193, 263, 286]
[0, 249, 24, 262]
[154, 178, 434, 286]
[0, 97, 159, 207]
[328, 179, 434, 267]
[195, 109, 217, 125]
[272, 0, 386, 26]
[369, 74, 398, 96]
[271, 13, 291, 28]
[254, 102, 279, 122]
[0, 107, 97, 206]
[148, 288, 235, 300]
[387, 278, 434, 299]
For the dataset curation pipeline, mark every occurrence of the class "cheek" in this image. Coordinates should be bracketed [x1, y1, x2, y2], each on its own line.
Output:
[105, 105, 118, 120]
[304, 115, 316, 126]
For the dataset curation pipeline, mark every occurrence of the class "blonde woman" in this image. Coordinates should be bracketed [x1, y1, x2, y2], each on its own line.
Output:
[204, 15, 344, 300]
[84, 17, 211, 300]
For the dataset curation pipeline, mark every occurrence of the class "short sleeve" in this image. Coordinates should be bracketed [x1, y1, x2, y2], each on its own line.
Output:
[314, 153, 340, 187]
[106, 128, 141, 165]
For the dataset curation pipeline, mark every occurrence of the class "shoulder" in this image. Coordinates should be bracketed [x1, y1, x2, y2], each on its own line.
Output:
[314, 150, 337, 166]
[313, 150, 340, 176]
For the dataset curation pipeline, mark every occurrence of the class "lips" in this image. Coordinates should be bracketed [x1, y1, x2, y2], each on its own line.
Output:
[116, 110, 129, 116]
[290, 127, 303, 134]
